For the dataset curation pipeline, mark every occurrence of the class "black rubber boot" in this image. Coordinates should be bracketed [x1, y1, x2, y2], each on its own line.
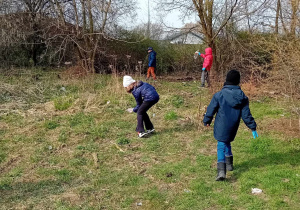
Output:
[216, 162, 226, 181]
[225, 156, 233, 171]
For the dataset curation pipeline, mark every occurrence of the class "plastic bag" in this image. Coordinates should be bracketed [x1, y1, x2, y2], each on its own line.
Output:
[194, 51, 199, 60]
[126, 108, 134, 113]
[251, 188, 263, 194]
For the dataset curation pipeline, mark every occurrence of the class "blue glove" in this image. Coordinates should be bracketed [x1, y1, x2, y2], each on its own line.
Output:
[252, 131, 258, 139]
[198, 52, 201, 55]
[202, 68, 206, 71]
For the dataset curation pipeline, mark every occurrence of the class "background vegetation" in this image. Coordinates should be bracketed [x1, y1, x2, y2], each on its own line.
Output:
[0, 0, 300, 208]
[0, 70, 299, 209]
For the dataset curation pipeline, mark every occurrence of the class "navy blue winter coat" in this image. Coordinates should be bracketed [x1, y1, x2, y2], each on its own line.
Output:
[148, 50, 157, 68]
[203, 85, 256, 143]
[132, 81, 159, 112]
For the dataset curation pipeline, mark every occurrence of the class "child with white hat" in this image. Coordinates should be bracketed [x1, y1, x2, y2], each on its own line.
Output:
[123, 76, 159, 138]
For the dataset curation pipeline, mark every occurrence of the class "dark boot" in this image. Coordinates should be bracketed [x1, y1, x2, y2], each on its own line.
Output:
[225, 156, 233, 171]
[216, 162, 226, 181]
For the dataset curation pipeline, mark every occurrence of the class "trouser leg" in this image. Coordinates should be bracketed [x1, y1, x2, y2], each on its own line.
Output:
[201, 70, 206, 86]
[143, 112, 154, 130]
[136, 101, 157, 132]
[151, 67, 157, 80]
[206, 71, 210, 87]
[147, 67, 151, 78]
[136, 112, 145, 132]
[225, 143, 232, 157]
[217, 141, 226, 163]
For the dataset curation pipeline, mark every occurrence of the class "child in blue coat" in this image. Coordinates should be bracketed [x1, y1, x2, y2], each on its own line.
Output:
[123, 76, 159, 138]
[203, 70, 258, 181]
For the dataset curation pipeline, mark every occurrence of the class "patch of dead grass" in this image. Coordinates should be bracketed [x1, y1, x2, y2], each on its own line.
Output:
[267, 118, 299, 138]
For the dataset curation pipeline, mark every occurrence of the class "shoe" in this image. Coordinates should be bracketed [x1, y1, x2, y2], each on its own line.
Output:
[225, 156, 233, 171]
[216, 162, 226, 181]
[138, 132, 148, 138]
[200, 84, 205, 88]
[146, 128, 155, 134]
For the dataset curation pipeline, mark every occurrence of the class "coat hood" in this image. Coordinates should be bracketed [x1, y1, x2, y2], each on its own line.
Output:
[135, 81, 143, 88]
[150, 50, 156, 56]
[205, 47, 212, 55]
[221, 85, 247, 108]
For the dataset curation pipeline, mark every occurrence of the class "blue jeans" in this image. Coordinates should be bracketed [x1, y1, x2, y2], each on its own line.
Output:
[217, 141, 233, 163]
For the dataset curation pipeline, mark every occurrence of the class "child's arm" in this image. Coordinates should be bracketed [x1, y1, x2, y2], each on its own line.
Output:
[148, 53, 155, 67]
[241, 98, 257, 131]
[203, 94, 219, 126]
[133, 92, 143, 113]
[200, 53, 206, 59]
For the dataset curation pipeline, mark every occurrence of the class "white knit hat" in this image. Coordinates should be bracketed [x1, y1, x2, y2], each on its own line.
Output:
[123, 75, 136, 87]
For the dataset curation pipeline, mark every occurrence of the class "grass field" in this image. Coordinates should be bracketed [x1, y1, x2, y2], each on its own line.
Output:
[0, 69, 299, 209]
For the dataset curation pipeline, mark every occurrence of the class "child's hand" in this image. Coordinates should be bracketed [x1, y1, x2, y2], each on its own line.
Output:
[252, 130, 258, 139]
[126, 108, 134, 113]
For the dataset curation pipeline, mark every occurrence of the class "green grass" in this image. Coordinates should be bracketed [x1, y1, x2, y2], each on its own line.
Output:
[0, 69, 299, 209]
[164, 110, 178, 120]
[54, 96, 74, 111]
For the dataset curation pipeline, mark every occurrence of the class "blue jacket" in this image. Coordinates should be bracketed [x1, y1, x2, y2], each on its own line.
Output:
[148, 50, 156, 67]
[203, 85, 256, 143]
[132, 81, 159, 112]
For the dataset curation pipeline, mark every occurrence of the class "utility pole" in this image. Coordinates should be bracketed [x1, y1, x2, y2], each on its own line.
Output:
[147, 0, 150, 38]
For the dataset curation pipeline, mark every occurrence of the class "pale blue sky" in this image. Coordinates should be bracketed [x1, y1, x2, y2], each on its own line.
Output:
[135, 0, 197, 29]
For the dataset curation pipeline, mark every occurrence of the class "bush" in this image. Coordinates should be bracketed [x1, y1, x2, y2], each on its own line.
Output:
[171, 95, 184, 108]
[117, 137, 130, 145]
[44, 120, 59, 130]
[53, 96, 74, 111]
[165, 111, 178, 121]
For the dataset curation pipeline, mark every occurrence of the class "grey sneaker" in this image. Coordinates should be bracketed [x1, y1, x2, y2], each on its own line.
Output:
[146, 128, 155, 134]
[138, 132, 148, 138]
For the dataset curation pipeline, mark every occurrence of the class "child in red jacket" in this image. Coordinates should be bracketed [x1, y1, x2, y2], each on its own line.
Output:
[195, 47, 213, 87]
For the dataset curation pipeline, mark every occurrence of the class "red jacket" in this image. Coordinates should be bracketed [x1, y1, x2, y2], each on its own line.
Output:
[200, 48, 213, 71]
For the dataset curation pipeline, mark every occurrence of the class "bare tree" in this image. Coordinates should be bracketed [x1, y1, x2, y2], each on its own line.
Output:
[0, 0, 136, 71]
[290, 0, 299, 36]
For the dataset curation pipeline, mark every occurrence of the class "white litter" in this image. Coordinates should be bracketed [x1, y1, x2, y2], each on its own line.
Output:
[126, 108, 133, 113]
[194, 51, 199, 59]
[153, 113, 156, 117]
[184, 189, 191, 193]
[60, 87, 66, 92]
[48, 146, 53, 150]
[251, 188, 263, 194]
[107, 101, 110, 104]
[136, 202, 142, 206]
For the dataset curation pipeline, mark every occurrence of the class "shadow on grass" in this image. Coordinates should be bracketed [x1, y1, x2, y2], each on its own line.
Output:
[233, 149, 300, 179]
[0, 179, 66, 203]
[160, 123, 197, 134]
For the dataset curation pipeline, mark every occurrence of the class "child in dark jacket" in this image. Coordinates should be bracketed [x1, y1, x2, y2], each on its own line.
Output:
[147, 47, 157, 80]
[123, 76, 159, 138]
[203, 70, 258, 181]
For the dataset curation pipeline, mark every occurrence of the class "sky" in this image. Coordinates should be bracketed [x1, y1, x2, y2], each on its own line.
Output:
[135, 0, 197, 29]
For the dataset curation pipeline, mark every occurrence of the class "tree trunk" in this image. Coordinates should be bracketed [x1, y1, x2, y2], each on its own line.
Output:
[290, 0, 299, 37]
[275, 0, 281, 34]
